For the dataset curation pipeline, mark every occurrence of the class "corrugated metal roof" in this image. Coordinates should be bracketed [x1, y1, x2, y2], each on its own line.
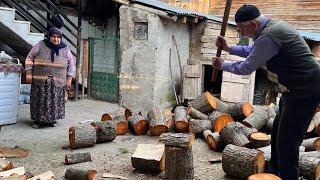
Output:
[299, 31, 320, 42]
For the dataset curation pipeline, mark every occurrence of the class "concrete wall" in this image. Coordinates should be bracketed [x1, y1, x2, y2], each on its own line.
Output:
[119, 6, 190, 111]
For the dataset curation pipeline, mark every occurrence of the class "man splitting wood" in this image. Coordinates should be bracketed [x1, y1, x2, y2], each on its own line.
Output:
[212, 4, 320, 180]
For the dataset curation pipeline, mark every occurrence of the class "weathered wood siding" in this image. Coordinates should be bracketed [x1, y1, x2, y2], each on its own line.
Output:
[211, 0, 320, 32]
[162, 0, 212, 14]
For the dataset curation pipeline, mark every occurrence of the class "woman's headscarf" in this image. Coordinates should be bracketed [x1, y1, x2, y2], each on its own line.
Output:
[44, 27, 67, 62]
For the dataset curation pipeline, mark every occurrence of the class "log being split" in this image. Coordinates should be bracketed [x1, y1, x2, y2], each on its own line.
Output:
[147, 108, 171, 136]
[210, 112, 233, 132]
[299, 156, 320, 180]
[159, 133, 195, 180]
[128, 115, 149, 135]
[222, 144, 265, 179]
[65, 168, 97, 180]
[219, 122, 256, 147]
[189, 91, 217, 114]
[242, 106, 275, 131]
[131, 144, 165, 172]
[248, 173, 280, 180]
[174, 106, 188, 132]
[65, 152, 92, 165]
[225, 102, 253, 119]
[69, 124, 96, 150]
[203, 130, 223, 151]
[248, 132, 271, 149]
[188, 119, 212, 137]
[187, 106, 208, 120]
[90, 121, 116, 143]
[301, 137, 320, 151]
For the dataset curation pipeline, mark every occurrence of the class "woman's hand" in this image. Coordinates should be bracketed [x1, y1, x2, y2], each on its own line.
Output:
[215, 36, 230, 52]
[66, 76, 72, 90]
[212, 57, 225, 70]
[26, 71, 32, 84]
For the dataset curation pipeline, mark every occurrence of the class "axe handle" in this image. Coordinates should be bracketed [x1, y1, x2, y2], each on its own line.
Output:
[211, 0, 233, 82]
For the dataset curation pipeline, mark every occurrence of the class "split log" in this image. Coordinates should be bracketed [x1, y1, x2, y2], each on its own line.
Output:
[128, 115, 149, 135]
[222, 144, 265, 179]
[160, 133, 195, 180]
[219, 122, 253, 147]
[203, 130, 223, 151]
[189, 91, 217, 114]
[147, 108, 171, 136]
[0, 159, 14, 171]
[159, 133, 195, 149]
[0, 167, 25, 177]
[212, 113, 233, 132]
[65, 168, 97, 180]
[131, 144, 165, 172]
[301, 137, 320, 151]
[65, 152, 92, 165]
[313, 112, 320, 135]
[28, 171, 55, 180]
[69, 124, 96, 149]
[299, 156, 320, 180]
[248, 173, 280, 180]
[174, 106, 188, 132]
[242, 106, 275, 131]
[188, 119, 212, 137]
[90, 121, 116, 143]
[187, 106, 208, 120]
[224, 102, 253, 120]
[266, 117, 275, 133]
[248, 132, 271, 149]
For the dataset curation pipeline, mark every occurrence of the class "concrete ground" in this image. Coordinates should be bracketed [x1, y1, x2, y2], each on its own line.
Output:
[0, 99, 238, 180]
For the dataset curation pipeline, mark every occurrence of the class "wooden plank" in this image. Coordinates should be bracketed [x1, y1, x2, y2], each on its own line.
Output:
[0, 167, 25, 177]
[182, 64, 201, 100]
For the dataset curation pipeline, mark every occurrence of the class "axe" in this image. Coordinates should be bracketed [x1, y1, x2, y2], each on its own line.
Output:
[211, 0, 233, 82]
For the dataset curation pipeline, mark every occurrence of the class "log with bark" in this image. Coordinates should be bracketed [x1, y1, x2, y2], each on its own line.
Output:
[128, 115, 149, 135]
[159, 133, 195, 180]
[147, 108, 171, 136]
[131, 144, 165, 172]
[248, 132, 271, 149]
[187, 106, 208, 120]
[65, 168, 97, 180]
[203, 129, 223, 151]
[301, 137, 320, 151]
[219, 122, 257, 147]
[266, 117, 275, 133]
[69, 124, 96, 149]
[313, 112, 320, 135]
[299, 156, 320, 180]
[65, 152, 92, 165]
[101, 114, 128, 135]
[211, 113, 234, 133]
[174, 106, 188, 132]
[222, 144, 265, 179]
[188, 119, 212, 137]
[90, 121, 116, 143]
[224, 102, 253, 120]
[248, 173, 280, 180]
[189, 92, 217, 114]
[0, 159, 14, 172]
[242, 106, 275, 131]
[300, 151, 320, 159]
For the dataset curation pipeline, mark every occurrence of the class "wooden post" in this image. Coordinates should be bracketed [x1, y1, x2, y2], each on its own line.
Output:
[159, 133, 195, 180]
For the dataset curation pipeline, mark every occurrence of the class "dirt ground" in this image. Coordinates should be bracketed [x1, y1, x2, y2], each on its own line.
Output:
[0, 99, 238, 180]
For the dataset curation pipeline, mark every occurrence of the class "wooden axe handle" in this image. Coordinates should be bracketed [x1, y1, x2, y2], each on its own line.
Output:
[211, 0, 233, 82]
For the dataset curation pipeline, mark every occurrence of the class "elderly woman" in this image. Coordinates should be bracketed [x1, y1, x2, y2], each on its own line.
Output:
[25, 27, 75, 128]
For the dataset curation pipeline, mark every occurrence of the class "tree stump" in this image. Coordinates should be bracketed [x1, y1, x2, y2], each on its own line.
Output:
[65, 168, 97, 180]
[248, 132, 271, 149]
[189, 92, 217, 114]
[69, 124, 96, 149]
[147, 108, 171, 136]
[299, 156, 320, 180]
[248, 173, 280, 180]
[222, 144, 265, 179]
[225, 102, 253, 120]
[301, 137, 320, 151]
[174, 106, 188, 132]
[65, 152, 92, 165]
[90, 121, 116, 143]
[128, 115, 149, 135]
[188, 119, 212, 137]
[159, 133, 195, 180]
[203, 130, 223, 151]
[187, 106, 208, 120]
[242, 106, 275, 131]
[131, 144, 165, 172]
[219, 122, 255, 147]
